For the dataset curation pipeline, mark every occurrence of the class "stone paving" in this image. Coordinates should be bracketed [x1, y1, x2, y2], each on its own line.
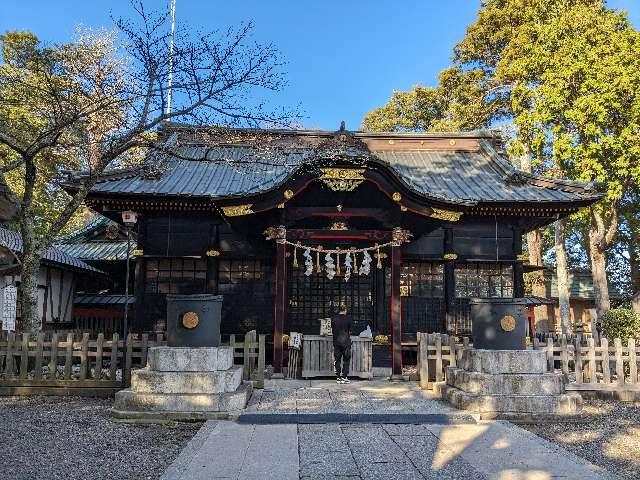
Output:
[244, 379, 459, 416]
[162, 380, 616, 480]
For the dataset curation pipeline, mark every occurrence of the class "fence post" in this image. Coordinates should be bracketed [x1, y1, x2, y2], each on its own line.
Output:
[256, 334, 265, 389]
[79, 333, 89, 380]
[629, 338, 638, 384]
[34, 332, 44, 381]
[545, 334, 554, 372]
[48, 332, 58, 380]
[5, 332, 15, 377]
[63, 333, 73, 380]
[95, 333, 104, 380]
[435, 334, 443, 382]
[614, 337, 624, 385]
[19, 334, 29, 379]
[141, 333, 149, 368]
[124, 334, 133, 386]
[560, 335, 569, 375]
[587, 337, 597, 384]
[243, 332, 251, 380]
[575, 337, 583, 384]
[418, 333, 428, 389]
[601, 337, 611, 384]
[110, 333, 119, 381]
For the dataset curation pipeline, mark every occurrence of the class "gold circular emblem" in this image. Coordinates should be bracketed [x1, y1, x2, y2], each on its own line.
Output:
[182, 311, 199, 329]
[500, 315, 516, 332]
[392, 192, 402, 202]
[449, 139, 457, 146]
[284, 189, 294, 200]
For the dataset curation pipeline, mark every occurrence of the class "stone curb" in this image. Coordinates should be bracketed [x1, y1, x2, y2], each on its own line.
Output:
[236, 412, 478, 424]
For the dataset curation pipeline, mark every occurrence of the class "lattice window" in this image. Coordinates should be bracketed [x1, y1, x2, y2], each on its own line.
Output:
[454, 263, 513, 298]
[218, 259, 264, 285]
[385, 262, 444, 298]
[144, 257, 207, 294]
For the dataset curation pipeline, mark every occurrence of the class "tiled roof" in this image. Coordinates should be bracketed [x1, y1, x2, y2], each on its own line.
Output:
[74, 294, 134, 305]
[81, 130, 599, 205]
[0, 227, 103, 273]
[57, 242, 129, 261]
[546, 271, 621, 300]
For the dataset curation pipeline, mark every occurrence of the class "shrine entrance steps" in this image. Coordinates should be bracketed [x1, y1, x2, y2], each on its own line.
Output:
[241, 379, 476, 425]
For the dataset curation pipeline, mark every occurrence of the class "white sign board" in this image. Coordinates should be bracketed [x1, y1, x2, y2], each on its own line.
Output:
[1, 285, 17, 331]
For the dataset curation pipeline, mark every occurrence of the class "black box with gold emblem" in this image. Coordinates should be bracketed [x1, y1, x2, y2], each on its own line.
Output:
[469, 298, 528, 350]
[166, 294, 223, 347]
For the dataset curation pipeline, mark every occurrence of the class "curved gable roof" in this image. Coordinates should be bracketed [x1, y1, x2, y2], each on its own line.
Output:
[76, 129, 600, 207]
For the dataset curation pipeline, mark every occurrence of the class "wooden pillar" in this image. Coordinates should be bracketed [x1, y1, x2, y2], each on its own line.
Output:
[443, 228, 456, 334]
[513, 226, 525, 298]
[133, 215, 145, 332]
[273, 226, 287, 375]
[391, 227, 407, 378]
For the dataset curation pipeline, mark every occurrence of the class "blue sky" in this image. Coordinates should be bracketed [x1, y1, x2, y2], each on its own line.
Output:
[2, 1, 639, 130]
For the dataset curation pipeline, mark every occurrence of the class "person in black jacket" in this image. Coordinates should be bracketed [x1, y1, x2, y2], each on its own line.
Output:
[331, 304, 352, 384]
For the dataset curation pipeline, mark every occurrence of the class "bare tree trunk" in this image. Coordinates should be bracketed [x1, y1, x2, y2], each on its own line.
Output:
[589, 229, 611, 322]
[519, 152, 548, 332]
[554, 219, 571, 333]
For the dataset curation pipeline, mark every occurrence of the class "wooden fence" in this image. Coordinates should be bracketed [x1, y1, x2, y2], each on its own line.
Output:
[0, 331, 163, 396]
[1, 330, 266, 395]
[533, 334, 640, 388]
[417, 332, 469, 389]
[228, 330, 266, 389]
[416, 332, 640, 399]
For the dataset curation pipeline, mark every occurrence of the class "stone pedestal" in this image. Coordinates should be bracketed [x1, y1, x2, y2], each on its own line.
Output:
[112, 346, 252, 421]
[439, 349, 581, 422]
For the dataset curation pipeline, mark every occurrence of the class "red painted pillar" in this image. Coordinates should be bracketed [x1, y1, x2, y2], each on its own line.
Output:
[391, 227, 405, 378]
[273, 226, 287, 375]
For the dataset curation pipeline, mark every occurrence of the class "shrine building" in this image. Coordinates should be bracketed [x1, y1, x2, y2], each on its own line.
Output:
[66, 124, 601, 375]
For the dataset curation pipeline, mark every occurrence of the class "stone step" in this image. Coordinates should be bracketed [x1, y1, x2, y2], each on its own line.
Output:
[446, 367, 566, 395]
[113, 382, 252, 414]
[461, 349, 547, 374]
[147, 346, 233, 372]
[439, 384, 581, 416]
[130, 366, 242, 394]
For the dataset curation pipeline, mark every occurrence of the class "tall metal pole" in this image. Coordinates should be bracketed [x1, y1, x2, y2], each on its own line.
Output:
[123, 228, 131, 340]
[166, 0, 177, 115]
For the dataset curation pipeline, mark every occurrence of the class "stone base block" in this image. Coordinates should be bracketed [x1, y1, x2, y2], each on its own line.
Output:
[439, 384, 581, 417]
[130, 366, 242, 394]
[113, 382, 252, 414]
[446, 367, 566, 396]
[147, 346, 233, 372]
[461, 349, 547, 375]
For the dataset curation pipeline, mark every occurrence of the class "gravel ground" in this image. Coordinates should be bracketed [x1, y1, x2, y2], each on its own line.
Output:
[523, 399, 640, 479]
[0, 396, 200, 480]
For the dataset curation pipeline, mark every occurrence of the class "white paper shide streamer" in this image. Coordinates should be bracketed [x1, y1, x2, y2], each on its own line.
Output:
[303, 247, 313, 276]
[325, 253, 336, 279]
[344, 252, 353, 282]
[359, 249, 372, 276]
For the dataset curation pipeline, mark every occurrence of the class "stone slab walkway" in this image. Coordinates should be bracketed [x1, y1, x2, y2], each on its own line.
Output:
[162, 420, 614, 480]
[162, 380, 617, 480]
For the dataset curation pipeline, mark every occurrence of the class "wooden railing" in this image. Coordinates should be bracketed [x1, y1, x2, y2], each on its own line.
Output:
[0, 331, 163, 395]
[533, 334, 639, 386]
[416, 332, 640, 395]
[1, 330, 266, 395]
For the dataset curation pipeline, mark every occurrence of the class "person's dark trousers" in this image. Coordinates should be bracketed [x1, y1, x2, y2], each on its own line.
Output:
[333, 344, 351, 377]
